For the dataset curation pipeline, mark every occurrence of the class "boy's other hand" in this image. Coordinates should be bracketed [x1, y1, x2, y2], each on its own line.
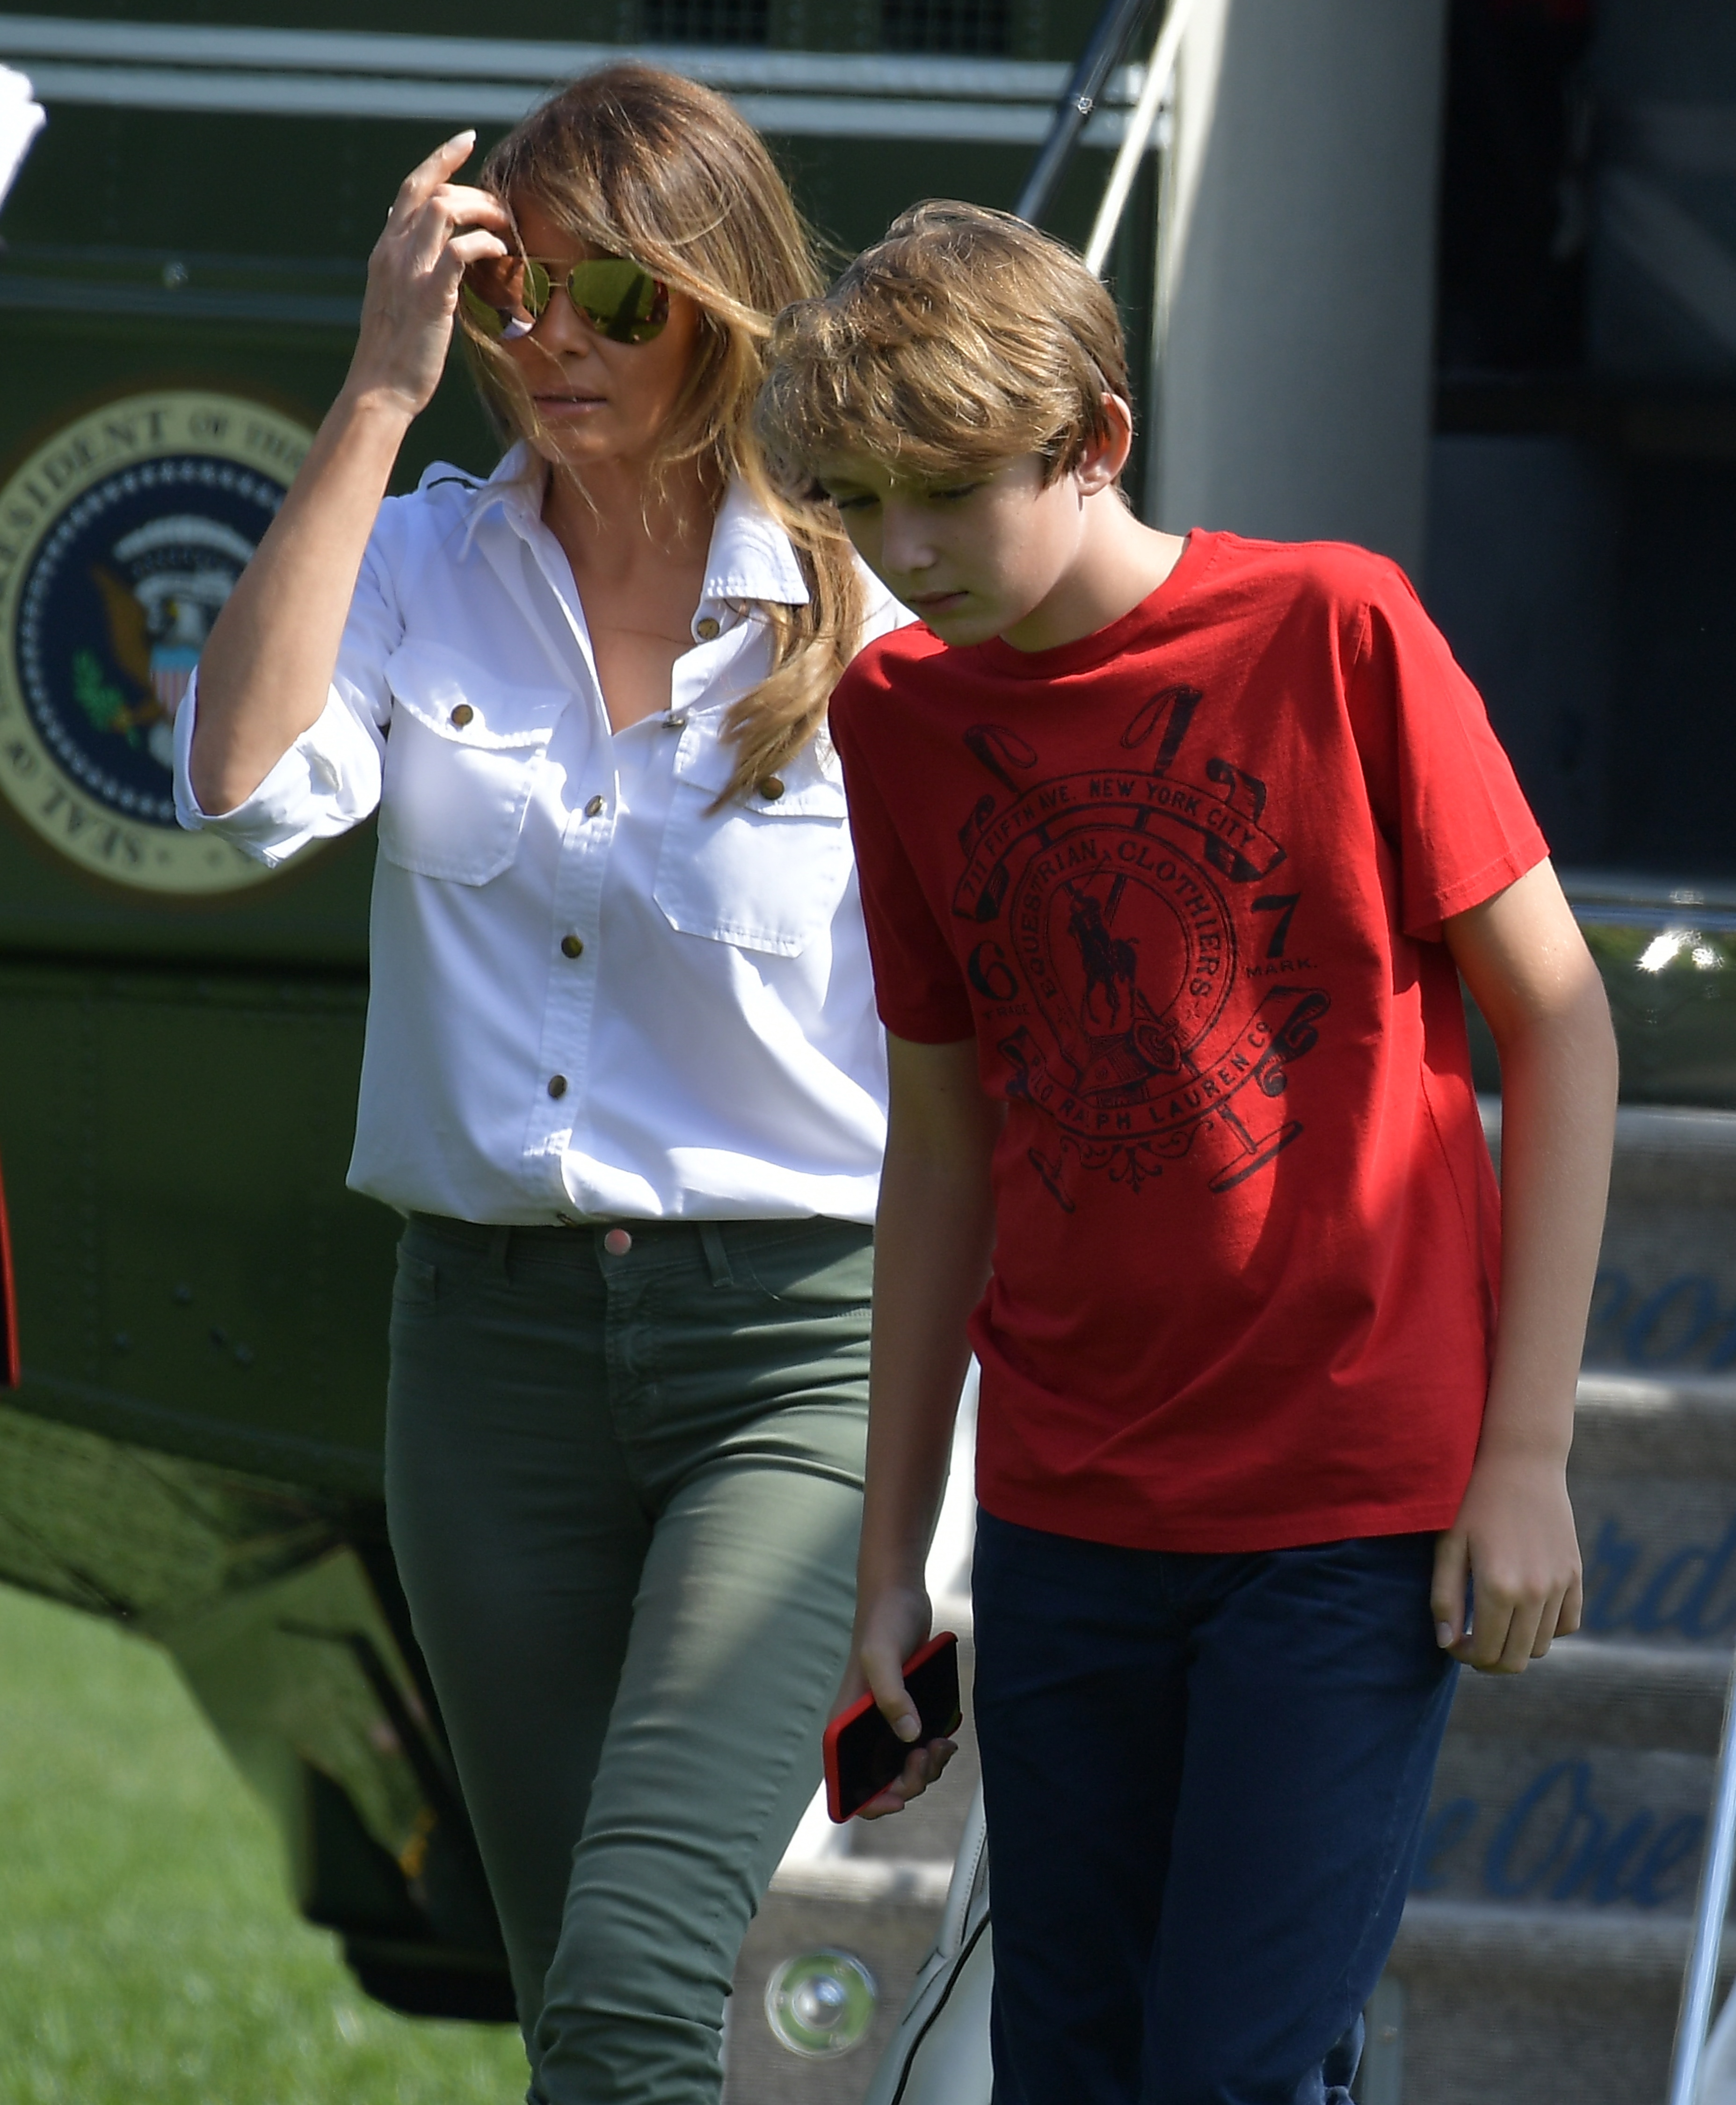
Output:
[1436, 863, 1607, 1678]
[1431, 1446, 1583, 1673]
[835, 1582, 957, 1819]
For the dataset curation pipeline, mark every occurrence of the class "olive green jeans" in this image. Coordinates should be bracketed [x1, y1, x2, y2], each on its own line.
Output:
[385, 1212, 873, 2105]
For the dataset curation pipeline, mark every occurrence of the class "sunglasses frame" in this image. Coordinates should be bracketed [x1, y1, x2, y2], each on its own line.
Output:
[460, 252, 672, 347]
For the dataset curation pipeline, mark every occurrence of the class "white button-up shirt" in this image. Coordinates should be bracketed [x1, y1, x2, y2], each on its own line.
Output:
[175, 446, 907, 1226]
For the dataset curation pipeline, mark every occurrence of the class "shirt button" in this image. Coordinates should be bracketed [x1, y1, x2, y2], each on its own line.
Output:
[548, 1074, 568, 1099]
[584, 795, 605, 818]
[695, 616, 721, 642]
[664, 711, 688, 731]
[757, 776, 785, 801]
[449, 704, 474, 728]
[560, 933, 585, 959]
[603, 1227, 632, 1256]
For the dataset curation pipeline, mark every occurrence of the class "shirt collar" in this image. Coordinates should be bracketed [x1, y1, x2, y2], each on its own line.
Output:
[452, 441, 544, 557]
[452, 443, 810, 607]
[701, 476, 809, 607]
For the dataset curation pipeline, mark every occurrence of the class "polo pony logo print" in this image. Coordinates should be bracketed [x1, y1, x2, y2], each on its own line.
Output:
[950, 687, 1330, 1209]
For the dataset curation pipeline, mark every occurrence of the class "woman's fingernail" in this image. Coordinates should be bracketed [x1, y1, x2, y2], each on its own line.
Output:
[1436, 1621, 1456, 1648]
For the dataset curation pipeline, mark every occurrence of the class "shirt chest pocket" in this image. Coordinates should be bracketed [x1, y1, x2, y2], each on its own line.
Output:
[652, 724, 852, 958]
[377, 640, 570, 885]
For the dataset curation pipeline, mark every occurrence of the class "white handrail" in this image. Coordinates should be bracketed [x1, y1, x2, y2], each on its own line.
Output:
[1669, 1644, 1736, 2105]
[1083, 0, 1199, 278]
[935, 1784, 988, 1963]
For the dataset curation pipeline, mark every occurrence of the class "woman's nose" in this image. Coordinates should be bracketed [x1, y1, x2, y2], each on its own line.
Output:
[530, 288, 596, 355]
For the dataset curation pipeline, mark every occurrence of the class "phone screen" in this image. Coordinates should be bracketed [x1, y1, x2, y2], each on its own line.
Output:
[824, 1633, 961, 1823]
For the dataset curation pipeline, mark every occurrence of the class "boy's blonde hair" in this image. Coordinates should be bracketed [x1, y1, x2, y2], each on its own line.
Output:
[756, 201, 1130, 490]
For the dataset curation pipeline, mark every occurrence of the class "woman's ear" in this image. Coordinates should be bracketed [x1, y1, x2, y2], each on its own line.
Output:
[1075, 393, 1134, 496]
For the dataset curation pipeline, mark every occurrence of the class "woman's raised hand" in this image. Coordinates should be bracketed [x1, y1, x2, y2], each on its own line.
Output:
[346, 132, 515, 421]
[189, 134, 513, 814]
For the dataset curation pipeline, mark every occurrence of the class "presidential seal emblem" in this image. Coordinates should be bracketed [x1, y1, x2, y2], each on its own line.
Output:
[0, 390, 313, 893]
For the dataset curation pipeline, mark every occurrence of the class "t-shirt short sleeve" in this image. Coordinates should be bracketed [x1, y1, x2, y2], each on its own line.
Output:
[1347, 565, 1549, 941]
[831, 684, 975, 1043]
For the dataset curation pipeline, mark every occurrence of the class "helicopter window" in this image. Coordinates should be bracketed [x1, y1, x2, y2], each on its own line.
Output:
[640, 0, 770, 44]
[882, 0, 1013, 57]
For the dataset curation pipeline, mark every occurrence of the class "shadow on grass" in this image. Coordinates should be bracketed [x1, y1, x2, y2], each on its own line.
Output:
[0, 1586, 529, 2105]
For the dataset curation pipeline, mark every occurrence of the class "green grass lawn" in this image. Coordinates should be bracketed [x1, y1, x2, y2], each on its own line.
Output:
[0, 1584, 530, 2105]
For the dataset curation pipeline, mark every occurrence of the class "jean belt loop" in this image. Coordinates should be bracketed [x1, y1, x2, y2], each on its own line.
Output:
[697, 1221, 734, 1290]
[487, 1224, 512, 1283]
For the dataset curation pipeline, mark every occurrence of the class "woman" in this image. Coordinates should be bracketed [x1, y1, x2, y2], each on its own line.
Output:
[177, 65, 934, 2105]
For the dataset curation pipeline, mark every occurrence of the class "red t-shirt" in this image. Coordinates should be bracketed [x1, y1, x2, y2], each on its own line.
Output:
[830, 529, 1547, 1553]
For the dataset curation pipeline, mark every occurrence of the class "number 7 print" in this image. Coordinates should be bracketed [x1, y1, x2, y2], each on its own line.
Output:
[1253, 893, 1301, 959]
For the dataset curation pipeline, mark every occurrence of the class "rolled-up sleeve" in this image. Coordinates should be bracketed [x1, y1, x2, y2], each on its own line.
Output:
[173, 526, 403, 865]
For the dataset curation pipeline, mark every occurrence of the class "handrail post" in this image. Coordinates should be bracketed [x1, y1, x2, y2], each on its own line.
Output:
[1669, 1643, 1736, 2105]
[1083, 0, 1199, 280]
[1014, 0, 1154, 228]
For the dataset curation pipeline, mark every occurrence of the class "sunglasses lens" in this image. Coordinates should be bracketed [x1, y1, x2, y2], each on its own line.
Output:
[567, 258, 670, 344]
[460, 257, 550, 339]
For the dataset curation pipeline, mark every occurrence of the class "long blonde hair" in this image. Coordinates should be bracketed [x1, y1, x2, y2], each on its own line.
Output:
[463, 64, 864, 800]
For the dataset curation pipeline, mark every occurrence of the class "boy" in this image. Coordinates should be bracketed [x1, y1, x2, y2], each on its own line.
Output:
[758, 202, 1617, 2104]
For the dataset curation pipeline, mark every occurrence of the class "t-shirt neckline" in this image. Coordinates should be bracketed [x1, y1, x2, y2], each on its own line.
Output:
[972, 528, 1218, 680]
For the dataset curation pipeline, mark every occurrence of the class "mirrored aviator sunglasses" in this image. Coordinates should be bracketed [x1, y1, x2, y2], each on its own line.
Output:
[460, 254, 671, 345]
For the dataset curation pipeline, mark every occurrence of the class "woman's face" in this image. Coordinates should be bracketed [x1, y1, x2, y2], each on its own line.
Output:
[496, 194, 705, 473]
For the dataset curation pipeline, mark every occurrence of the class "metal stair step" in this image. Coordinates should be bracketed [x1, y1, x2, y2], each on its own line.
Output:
[1394, 1895, 1736, 1980]
[1447, 1634, 1727, 1748]
[1569, 1374, 1736, 1646]
[1575, 1371, 1736, 1478]
[1387, 1903, 1736, 2105]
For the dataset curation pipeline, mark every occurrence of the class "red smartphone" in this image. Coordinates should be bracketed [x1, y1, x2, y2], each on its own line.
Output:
[823, 1632, 962, 1824]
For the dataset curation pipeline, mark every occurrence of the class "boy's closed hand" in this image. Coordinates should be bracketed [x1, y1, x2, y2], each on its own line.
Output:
[1431, 1444, 1583, 1673]
[834, 1581, 957, 1820]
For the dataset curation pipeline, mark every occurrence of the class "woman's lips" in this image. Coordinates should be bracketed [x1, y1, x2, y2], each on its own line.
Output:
[908, 589, 968, 614]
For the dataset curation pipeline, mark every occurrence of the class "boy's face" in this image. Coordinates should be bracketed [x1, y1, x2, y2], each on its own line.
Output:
[815, 453, 1091, 650]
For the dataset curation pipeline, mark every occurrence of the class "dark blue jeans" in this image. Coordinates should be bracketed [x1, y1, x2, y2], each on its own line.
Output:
[971, 1514, 1458, 2105]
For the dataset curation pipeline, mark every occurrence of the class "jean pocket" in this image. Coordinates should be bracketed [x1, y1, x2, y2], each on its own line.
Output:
[736, 1221, 874, 1309]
